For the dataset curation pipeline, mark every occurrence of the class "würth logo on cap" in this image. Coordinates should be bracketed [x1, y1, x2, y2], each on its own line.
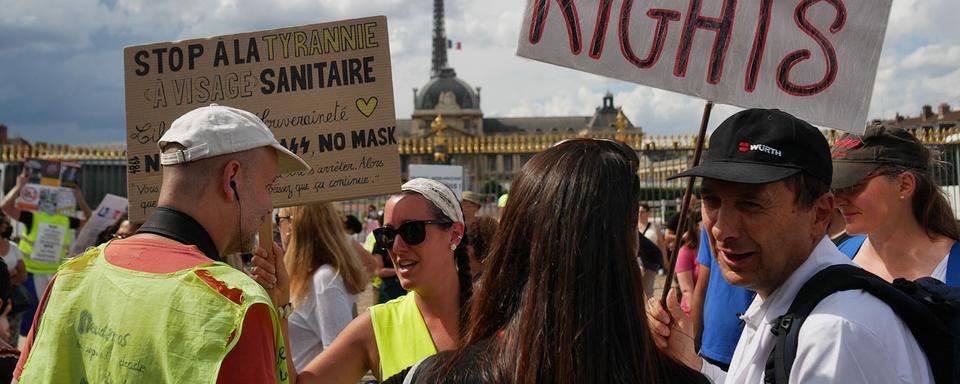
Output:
[738, 141, 783, 157]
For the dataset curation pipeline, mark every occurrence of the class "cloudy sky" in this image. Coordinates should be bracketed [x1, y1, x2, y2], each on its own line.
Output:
[0, 0, 957, 143]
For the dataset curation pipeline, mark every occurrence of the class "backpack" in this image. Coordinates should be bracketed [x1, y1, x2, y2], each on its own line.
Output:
[763, 264, 959, 384]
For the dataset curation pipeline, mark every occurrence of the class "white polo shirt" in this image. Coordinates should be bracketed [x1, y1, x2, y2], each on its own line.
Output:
[700, 236, 933, 384]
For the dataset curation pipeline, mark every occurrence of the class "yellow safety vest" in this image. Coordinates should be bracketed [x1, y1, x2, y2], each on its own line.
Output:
[365, 232, 382, 287]
[19, 243, 290, 383]
[18, 211, 72, 274]
[369, 291, 437, 380]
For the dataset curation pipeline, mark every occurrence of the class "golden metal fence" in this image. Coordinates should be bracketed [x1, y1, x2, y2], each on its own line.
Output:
[4, 126, 959, 219]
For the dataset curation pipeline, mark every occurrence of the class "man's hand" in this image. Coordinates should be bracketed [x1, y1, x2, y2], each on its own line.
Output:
[250, 242, 290, 307]
[646, 288, 702, 370]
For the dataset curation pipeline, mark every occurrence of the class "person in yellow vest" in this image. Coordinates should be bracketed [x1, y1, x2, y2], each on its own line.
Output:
[1, 168, 91, 342]
[12, 104, 310, 383]
[251, 178, 474, 383]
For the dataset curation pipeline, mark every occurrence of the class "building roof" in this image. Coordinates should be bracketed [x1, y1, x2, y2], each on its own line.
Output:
[881, 103, 959, 130]
[394, 116, 592, 136]
[588, 110, 635, 131]
[585, 92, 636, 131]
[415, 68, 480, 110]
[6, 137, 29, 146]
[482, 116, 592, 134]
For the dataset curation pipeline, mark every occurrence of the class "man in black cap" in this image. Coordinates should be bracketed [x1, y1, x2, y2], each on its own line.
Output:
[647, 109, 932, 383]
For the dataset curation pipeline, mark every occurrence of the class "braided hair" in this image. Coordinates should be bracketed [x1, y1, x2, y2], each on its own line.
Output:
[407, 191, 473, 340]
[452, 238, 472, 339]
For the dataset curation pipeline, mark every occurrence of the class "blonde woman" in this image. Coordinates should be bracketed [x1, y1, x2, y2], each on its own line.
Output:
[278, 203, 369, 372]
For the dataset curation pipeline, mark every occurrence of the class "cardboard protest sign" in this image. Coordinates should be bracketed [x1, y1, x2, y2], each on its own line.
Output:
[408, 165, 464, 199]
[70, 194, 128, 256]
[516, 0, 892, 132]
[124, 16, 401, 223]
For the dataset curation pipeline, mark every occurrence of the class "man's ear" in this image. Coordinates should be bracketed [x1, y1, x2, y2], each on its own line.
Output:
[220, 160, 242, 201]
[812, 192, 835, 237]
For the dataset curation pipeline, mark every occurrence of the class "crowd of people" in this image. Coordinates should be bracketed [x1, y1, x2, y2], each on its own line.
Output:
[0, 104, 956, 383]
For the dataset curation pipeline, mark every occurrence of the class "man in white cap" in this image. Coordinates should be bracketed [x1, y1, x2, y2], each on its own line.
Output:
[14, 104, 309, 383]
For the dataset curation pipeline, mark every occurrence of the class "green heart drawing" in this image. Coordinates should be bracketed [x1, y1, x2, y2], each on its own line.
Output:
[356, 97, 378, 118]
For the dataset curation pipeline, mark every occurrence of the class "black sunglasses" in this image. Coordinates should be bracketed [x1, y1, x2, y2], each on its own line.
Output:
[374, 218, 453, 248]
[275, 215, 293, 226]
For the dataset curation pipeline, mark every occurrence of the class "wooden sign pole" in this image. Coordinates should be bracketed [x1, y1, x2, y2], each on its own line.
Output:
[259, 220, 275, 259]
[660, 101, 713, 308]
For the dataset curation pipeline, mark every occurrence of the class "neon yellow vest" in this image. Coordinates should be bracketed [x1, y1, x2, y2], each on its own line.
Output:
[18, 211, 72, 274]
[19, 244, 290, 383]
[364, 232, 383, 287]
[369, 291, 437, 380]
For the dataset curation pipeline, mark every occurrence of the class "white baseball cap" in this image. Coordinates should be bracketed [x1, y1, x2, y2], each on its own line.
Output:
[158, 104, 311, 173]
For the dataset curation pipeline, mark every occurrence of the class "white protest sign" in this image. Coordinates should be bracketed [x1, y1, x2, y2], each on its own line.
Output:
[70, 194, 128, 256]
[517, 0, 892, 133]
[32, 222, 67, 264]
[409, 165, 464, 199]
[18, 184, 77, 217]
[55, 188, 76, 217]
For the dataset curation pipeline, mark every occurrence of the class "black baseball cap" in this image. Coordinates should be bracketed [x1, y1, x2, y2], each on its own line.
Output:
[831, 125, 927, 189]
[670, 109, 831, 184]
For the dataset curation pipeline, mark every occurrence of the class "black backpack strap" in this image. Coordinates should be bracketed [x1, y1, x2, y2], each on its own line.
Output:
[763, 264, 865, 383]
[764, 264, 952, 384]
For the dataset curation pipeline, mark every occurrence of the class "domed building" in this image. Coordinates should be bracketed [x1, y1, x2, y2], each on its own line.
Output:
[414, 68, 480, 111]
[408, 66, 483, 138]
[396, 0, 643, 192]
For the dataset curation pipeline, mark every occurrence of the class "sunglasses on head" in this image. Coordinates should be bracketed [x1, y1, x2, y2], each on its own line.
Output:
[374, 218, 453, 248]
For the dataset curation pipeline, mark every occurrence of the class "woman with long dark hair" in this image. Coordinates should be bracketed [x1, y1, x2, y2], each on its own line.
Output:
[399, 139, 706, 383]
[832, 126, 960, 284]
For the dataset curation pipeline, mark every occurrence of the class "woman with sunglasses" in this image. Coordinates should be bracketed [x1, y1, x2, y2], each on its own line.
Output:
[394, 139, 706, 383]
[257, 178, 472, 383]
[832, 126, 959, 284]
[275, 203, 369, 372]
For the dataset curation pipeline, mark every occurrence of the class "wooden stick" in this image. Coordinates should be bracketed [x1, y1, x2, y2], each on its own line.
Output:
[660, 101, 713, 308]
[259, 220, 274, 259]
